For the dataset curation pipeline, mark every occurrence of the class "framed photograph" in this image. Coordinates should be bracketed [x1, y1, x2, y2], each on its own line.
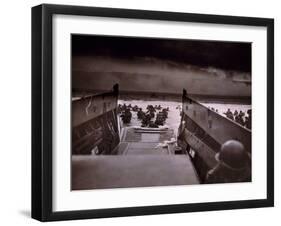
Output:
[32, 4, 274, 221]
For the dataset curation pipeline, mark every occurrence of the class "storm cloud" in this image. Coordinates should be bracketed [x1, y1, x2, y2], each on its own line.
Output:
[72, 35, 251, 98]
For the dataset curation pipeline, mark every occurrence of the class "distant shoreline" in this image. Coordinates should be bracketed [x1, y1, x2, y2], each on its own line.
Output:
[73, 90, 251, 105]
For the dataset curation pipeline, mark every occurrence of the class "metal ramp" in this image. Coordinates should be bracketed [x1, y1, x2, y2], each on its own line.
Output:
[116, 127, 175, 155]
[72, 126, 199, 190]
[72, 155, 199, 190]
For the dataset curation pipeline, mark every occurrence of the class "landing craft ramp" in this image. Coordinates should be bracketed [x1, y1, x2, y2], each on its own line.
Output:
[72, 155, 199, 190]
[116, 127, 174, 155]
[72, 85, 199, 190]
[72, 123, 199, 190]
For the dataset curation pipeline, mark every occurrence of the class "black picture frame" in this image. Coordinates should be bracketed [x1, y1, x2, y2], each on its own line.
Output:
[32, 4, 274, 222]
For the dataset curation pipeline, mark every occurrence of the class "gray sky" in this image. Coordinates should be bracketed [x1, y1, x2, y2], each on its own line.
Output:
[72, 35, 251, 97]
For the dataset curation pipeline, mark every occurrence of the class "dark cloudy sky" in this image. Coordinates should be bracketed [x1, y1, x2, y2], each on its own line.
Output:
[72, 34, 251, 72]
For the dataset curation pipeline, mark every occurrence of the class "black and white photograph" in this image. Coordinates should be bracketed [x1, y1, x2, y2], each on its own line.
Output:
[0, 0, 278, 224]
[29, 3, 274, 222]
[71, 35, 252, 190]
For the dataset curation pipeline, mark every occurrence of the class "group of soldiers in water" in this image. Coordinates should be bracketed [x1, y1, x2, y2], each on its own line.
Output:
[118, 103, 169, 128]
[223, 108, 252, 130]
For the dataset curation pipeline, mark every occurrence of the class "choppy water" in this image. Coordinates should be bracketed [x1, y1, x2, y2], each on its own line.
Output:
[201, 102, 251, 116]
[118, 100, 182, 134]
[118, 99, 251, 134]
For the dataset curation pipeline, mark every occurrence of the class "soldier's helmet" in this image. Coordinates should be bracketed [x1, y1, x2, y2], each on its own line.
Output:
[215, 140, 250, 169]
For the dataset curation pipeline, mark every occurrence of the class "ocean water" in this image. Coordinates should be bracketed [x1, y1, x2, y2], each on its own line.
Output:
[118, 99, 251, 134]
[118, 100, 182, 134]
[201, 102, 251, 116]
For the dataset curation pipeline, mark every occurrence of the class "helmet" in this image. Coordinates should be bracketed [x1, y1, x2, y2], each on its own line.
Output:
[215, 140, 250, 169]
